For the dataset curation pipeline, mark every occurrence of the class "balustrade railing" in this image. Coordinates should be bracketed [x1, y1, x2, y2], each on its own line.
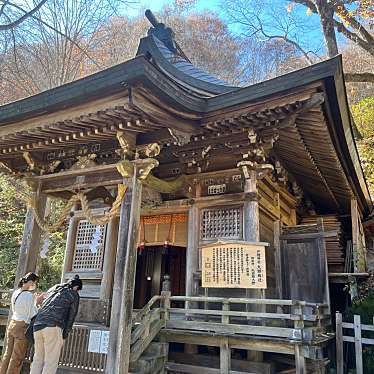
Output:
[22, 294, 330, 373]
[166, 296, 330, 343]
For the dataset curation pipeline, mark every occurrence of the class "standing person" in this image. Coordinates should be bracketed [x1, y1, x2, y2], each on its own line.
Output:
[0, 272, 40, 374]
[30, 275, 82, 374]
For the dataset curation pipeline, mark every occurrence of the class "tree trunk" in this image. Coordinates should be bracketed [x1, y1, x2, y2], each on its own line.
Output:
[315, 0, 339, 57]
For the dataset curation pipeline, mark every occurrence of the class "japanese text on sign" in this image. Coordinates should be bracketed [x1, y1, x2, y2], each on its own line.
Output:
[202, 242, 267, 288]
[88, 330, 110, 354]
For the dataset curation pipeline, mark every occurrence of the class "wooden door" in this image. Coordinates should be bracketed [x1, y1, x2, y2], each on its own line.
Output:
[280, 219, 330, 306]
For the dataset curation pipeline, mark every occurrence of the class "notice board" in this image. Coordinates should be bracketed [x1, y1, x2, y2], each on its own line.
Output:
[202, 242, 267, 289]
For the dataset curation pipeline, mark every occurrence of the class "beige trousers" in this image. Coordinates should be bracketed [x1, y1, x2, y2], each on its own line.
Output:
[0, 320, 28, 374]
[29, 327, 64, 374]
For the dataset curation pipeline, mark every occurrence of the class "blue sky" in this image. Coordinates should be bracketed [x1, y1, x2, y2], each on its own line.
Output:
[127, 0, 329, 54]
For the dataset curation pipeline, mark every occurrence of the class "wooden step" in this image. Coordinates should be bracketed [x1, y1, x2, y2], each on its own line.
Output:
[166, 362, 255, 374]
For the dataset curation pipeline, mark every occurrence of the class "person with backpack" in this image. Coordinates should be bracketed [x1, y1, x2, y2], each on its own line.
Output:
[29, 275, 82, 374]
[0, 272, 40, 374]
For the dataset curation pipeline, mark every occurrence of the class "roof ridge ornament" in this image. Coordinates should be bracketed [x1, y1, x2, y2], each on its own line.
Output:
[145, 9, 177, 53]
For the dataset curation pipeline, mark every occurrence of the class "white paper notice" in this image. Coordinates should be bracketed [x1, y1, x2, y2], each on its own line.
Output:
[88, 330, 102, 353]
[88, 330, 110, 354]
[100, 331, 110, 354]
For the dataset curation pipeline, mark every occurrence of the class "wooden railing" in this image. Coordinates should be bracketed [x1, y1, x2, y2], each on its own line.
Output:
[336, 312, 374, 374]
[130, 294, 168, 363]
[23, 295, 329, 373]
[52, 295, 167, 372]
[26, 324, 109, 372]
[59, 324, 108, 371]
[166, 296, 329, 343]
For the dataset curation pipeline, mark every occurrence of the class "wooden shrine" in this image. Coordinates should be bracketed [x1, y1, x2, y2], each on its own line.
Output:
[0, 10, 372, 374]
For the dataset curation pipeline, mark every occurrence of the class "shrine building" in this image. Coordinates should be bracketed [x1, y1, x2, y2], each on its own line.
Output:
[0, 10, 372, 374]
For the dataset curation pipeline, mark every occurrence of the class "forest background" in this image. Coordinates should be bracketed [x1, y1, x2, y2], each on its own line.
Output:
[0, 0, 373, 290]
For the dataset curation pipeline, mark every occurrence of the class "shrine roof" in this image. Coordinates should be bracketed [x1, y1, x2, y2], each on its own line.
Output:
[0, 12, 371, 217]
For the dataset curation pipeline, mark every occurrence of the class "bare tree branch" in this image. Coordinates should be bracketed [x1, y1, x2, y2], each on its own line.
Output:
[262, 34, 314, 65]
[335, 19, 374, 57]
[334, 3, 374, 45]
[3, 1, 102, 69]
[0, 0, 48, 31]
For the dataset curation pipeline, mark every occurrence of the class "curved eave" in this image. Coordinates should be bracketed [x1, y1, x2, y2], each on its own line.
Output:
[323, 60, 372, 217]
[136, 35, 237, 96]
[0, 55, 208, 127]
[206, 56, 372, 217]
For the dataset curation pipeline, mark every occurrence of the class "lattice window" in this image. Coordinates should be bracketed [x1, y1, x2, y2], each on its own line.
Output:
[201, 206, 242, 240]
[72, 220, 106, 271]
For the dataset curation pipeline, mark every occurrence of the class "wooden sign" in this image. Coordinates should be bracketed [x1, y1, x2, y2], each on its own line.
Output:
[202, 242, 267, 289]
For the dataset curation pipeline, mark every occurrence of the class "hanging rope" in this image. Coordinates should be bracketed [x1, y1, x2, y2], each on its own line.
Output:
[26, 184, 127, 233]
[77, 184, 127, 226]
[27, 194, 79, 233]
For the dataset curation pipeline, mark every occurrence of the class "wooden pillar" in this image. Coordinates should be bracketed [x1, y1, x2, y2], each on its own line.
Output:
[243, 170, 260, 242]
[335, 312, 344, 374]
[185, 204, 199, 355]
[105, 182, 133, 374]
[243, 170, 263, 362]
[61, 215, 79, 283]
[243, 170, 261, 300]
[116, 165, 143, 374]
[14, 184, 47, 288]
[274, 220, 282, 300]
[220, 338, 230, 374]
[100, 216, 119, 300]
[295, 345, 306, 374]
[186, 204, 199, 301]
[351, 198, 366, 273]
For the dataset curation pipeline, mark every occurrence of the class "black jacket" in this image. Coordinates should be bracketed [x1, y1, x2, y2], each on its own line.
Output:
[34, 284, 80, 338]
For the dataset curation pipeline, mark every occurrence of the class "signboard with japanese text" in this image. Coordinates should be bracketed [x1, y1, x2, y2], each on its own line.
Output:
[88, 330, 110, 354]
[202, 242, 267, 289]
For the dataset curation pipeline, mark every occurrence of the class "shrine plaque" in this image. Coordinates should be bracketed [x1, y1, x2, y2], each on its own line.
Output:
[202, 242, 267, 288]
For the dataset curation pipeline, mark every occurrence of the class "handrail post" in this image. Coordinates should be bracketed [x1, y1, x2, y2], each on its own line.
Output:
[354, 314, 363, 374]
[335, 312, 343, 374]
[162, 275, 171, 322]
[292, 303, 304, 341]
[222, 301, 229, 325]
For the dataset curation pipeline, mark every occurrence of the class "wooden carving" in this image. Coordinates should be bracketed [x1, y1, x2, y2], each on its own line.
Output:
[70, 154, 97, 170]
